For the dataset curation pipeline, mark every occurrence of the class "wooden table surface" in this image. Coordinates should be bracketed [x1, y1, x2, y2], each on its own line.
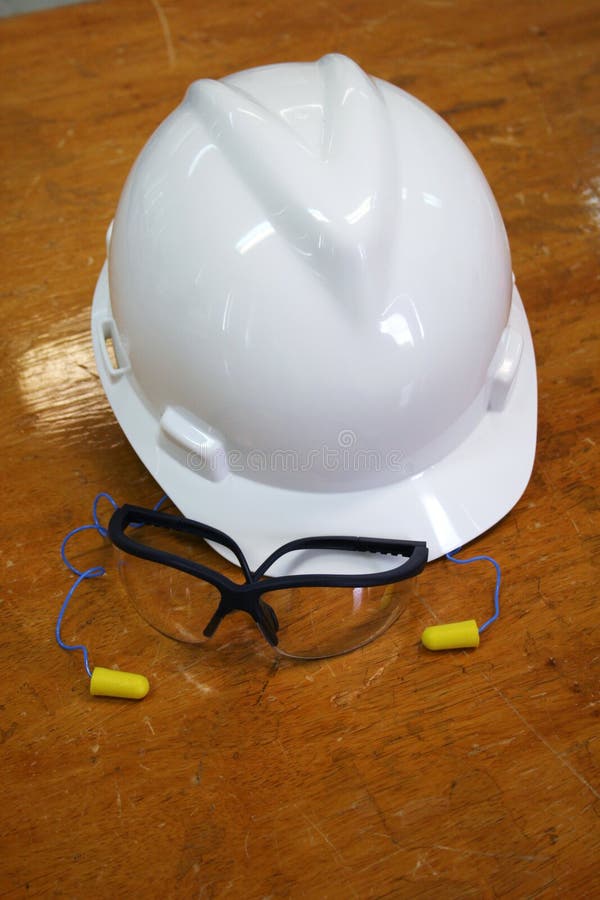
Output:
[1, 1, 598, 897]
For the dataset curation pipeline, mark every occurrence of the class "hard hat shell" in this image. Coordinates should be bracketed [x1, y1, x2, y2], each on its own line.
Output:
[92, 54, 536, 570]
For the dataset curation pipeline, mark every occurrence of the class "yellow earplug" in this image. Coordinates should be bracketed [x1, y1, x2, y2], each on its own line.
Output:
[90, 666, 150, 699]
[421, 619, 480, 651]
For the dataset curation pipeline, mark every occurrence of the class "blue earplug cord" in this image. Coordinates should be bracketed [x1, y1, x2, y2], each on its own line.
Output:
[446, 547, 501, 633]
[56, 492, 166, 676]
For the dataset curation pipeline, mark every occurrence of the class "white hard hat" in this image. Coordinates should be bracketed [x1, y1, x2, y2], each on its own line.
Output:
[92, 53, 536, 570]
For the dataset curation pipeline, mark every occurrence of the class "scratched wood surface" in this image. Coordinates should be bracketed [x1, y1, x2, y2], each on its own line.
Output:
[1, 0, 598, 897]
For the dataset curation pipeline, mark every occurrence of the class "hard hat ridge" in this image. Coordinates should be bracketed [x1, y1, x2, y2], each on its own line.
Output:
[186, 53, 396, 315]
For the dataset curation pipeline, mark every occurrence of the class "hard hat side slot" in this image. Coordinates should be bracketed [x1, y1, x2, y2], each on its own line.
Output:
[96, 317, 130, 379]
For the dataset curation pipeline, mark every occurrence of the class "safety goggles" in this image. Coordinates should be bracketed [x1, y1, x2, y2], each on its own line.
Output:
[109, 504, 429, 660]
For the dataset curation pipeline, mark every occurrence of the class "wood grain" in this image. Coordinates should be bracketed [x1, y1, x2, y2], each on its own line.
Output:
[1, 1, 598, 897]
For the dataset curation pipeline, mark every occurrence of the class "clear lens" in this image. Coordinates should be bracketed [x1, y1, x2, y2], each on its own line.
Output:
[117, 552, 217, 643]
[115, 510, 243, 644]
[262, 578, 414, 659]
